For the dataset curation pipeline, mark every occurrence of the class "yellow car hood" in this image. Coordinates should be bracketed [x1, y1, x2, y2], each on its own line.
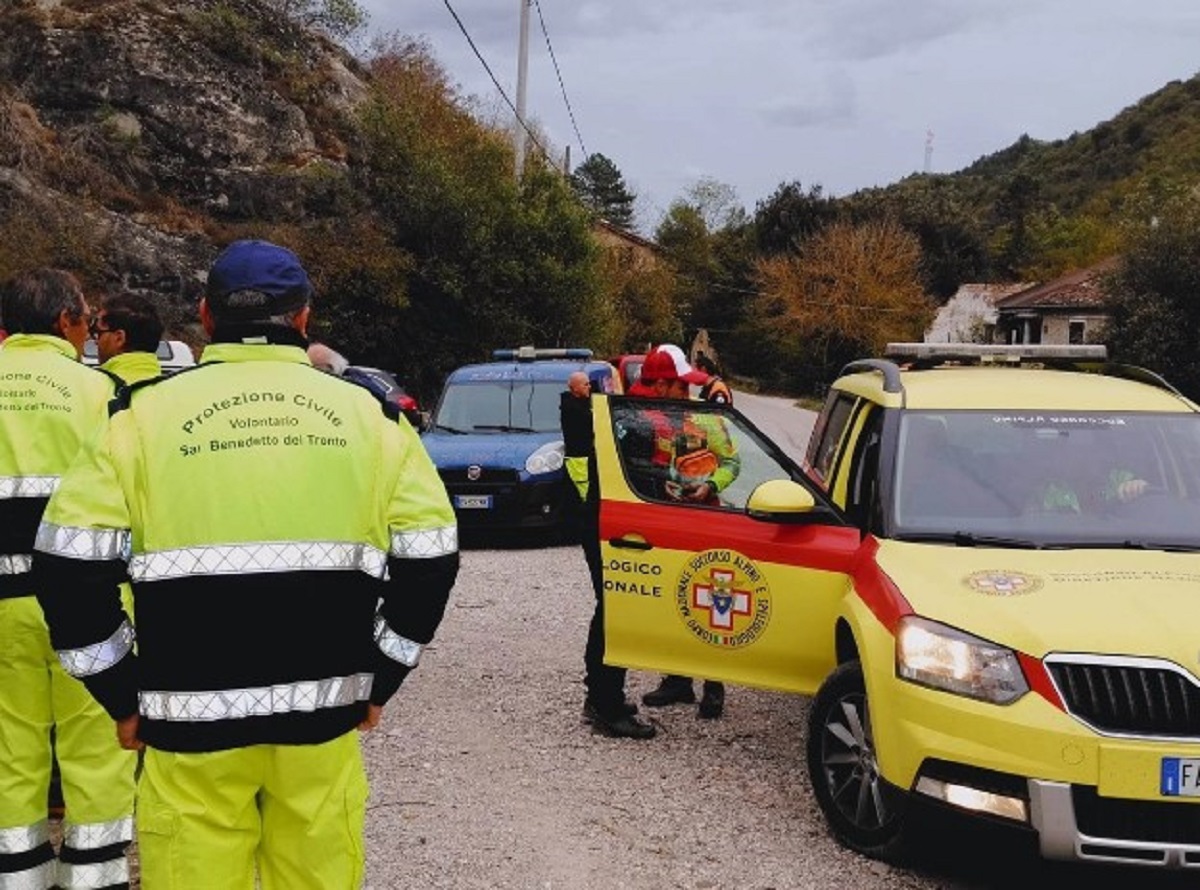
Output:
[875, 540, 1200, 665]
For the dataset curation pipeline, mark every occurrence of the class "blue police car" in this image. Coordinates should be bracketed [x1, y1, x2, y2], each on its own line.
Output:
[422, 347, 619, 533]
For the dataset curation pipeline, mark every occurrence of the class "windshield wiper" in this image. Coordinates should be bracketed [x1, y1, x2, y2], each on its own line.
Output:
[895, 531, 1042, 549]
[1054, 540, 1200, 553]
[433, 423, 468, 435]
[473, 424, 537, 433]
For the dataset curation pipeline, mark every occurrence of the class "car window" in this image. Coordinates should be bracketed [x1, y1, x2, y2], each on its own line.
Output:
[434, 380, 562, 433]
[807, 392, 858, 488]
[624, 358, 643, 388]
[892, 409, 1200, 549]
[610, 398, 804, 512]
[844, 407, 883, 532]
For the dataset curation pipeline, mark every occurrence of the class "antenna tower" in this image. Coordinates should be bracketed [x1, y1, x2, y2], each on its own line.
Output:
[924, 130, 934, 174]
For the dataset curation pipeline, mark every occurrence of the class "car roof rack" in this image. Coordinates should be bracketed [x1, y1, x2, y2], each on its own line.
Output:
[863, 343, 1184, 398]
[492, 346, 594, 362]
[840, 359, 903, 393]
[884, 342, 1108, 367]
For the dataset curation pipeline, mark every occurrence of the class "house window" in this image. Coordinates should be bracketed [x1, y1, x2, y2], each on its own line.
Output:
[1069, 320, 1086, 344]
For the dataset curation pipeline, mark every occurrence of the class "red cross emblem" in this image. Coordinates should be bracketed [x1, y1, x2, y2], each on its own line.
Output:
[692, 569, 751, 630]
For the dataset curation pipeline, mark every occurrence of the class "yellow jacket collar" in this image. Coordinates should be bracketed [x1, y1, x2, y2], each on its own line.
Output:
[99, 351, 162, 385]
[199, 343, 312, 365]
[0, 333, 78, 360]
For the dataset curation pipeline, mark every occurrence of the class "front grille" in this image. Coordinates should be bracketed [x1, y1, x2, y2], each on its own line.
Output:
[1073, 786, 1200, 844]
[438, 468, 520, 484]
[1048, 660, 1200, 737]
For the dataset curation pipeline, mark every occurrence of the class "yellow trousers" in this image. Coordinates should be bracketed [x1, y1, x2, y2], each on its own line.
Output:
[0, 595, 136, 890]
[137, 731, 369, 890]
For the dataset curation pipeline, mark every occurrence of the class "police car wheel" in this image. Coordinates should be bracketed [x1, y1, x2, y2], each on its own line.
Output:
[806, 660, 908, 860]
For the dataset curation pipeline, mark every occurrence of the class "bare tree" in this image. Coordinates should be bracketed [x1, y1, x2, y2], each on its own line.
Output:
[269, 0, 368, 39]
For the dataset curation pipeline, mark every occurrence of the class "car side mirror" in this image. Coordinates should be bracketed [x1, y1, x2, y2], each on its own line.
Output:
[746, 479, 817, 523]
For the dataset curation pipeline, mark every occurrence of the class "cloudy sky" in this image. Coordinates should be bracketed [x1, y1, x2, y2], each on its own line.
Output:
[358, 0, 1200, 231]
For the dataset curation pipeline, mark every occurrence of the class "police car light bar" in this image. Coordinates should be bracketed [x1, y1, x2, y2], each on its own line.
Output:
[885, 343, 1108, 364]
[492, 347, 594, 362]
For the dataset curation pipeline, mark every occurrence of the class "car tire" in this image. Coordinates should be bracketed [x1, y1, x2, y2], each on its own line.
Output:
[806, 659, 908, 861]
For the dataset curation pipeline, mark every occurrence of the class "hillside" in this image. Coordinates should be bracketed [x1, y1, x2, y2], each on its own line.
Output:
[0, 0, 370, 339]
[4, 1, 1199, 393]
[839, 71, 1200, 289]
[959, 74, 1200, 211]
[0, 0, 612, 399]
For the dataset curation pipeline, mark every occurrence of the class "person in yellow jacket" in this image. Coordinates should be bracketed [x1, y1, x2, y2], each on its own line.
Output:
[92, 292, 165, 387]
[33, 240, 460, 890]
[0, 269, 137, 890]
[43, 293, 163, 845]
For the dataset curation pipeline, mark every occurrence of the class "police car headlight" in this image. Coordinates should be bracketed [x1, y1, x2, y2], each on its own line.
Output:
[896, 616, 1028, 705]
[526, 441, 564, 475]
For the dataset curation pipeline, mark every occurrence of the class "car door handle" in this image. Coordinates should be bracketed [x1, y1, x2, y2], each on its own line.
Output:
[609, 536, 653, 551]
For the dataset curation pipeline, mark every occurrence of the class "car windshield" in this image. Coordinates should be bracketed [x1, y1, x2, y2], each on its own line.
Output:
[433, 380, 562, 433]
[891, 410, 1200, 549]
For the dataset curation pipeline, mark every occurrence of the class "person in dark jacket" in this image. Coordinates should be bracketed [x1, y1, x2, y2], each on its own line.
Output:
[562, 371, 655, 740]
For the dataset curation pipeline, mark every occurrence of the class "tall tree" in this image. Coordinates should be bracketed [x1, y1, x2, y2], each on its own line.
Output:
[1105, 190, 1200, 399]
[685, 176, 744, 232]
[570, 152, 637, 230]
[654, 201, 712, 332]
[335, 38, 604, 397]
[754, 181, 838, 256]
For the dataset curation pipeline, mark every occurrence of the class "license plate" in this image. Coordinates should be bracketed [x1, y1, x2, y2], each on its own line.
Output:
[455, 494, 492, 510]
[1160, 757, 1200, 796]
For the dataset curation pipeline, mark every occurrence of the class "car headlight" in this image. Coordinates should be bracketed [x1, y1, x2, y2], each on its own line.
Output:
[526, 441, 564, 475]
[896, 616, 1028, 704]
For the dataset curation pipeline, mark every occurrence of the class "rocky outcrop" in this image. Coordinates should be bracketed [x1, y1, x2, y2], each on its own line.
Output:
[0, 0, 371, 333]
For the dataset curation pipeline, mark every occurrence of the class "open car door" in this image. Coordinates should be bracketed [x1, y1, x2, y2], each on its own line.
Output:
[593, 395, 861, 694]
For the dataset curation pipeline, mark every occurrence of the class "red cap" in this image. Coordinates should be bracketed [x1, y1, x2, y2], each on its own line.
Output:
[641, 344, 709, 385]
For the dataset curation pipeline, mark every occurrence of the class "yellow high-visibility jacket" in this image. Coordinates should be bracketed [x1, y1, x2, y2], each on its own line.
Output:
[34, 341, 459, 752]
[0, 334, 112, 597]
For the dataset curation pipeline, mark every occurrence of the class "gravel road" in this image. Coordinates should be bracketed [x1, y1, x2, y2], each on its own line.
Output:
[360, 395, 1194, 890]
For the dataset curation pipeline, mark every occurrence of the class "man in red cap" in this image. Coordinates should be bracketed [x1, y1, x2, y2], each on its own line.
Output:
[627, 345, 738, 717]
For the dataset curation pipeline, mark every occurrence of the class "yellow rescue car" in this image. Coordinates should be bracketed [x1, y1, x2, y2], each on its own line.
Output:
[593, 343, 1200, 869]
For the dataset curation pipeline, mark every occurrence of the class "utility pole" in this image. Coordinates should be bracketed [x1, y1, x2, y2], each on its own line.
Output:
[514, 0, 531, 180]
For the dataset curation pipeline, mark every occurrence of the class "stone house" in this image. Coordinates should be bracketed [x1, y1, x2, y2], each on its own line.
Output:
[994, 258, 1117, 345]
[925, 283, 1031, 343]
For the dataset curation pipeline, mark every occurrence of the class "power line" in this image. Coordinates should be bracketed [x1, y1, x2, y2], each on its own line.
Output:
[440, 0, 553, 166]
[532, 0, 587, 160]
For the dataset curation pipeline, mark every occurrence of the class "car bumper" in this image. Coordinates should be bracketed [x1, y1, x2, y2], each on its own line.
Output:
[1029, 779, 1200, 868]
[442, 476, 572, 529]
[875, 671, 1200, 868]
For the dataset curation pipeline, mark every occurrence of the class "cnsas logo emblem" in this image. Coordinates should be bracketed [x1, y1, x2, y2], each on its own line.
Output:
[675, 549, 771, 649]
[964, 570, 1043, 597]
